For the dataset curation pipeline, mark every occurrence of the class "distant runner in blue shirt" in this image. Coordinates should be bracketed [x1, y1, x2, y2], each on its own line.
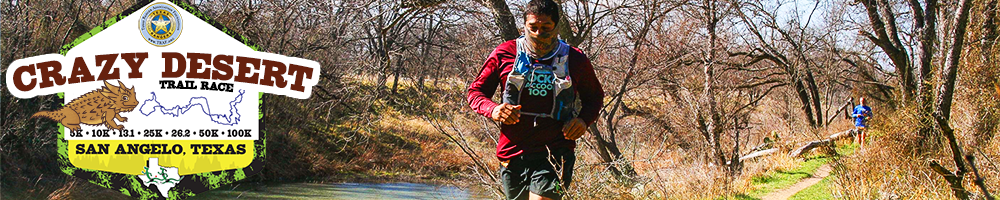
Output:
[852, 97, 872, 147]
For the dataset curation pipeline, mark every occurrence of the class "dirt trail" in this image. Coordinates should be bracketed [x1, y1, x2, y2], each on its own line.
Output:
[761, 163, 832, 200]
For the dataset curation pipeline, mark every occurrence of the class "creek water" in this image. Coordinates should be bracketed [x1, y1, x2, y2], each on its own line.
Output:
[190, 182, 493, 199]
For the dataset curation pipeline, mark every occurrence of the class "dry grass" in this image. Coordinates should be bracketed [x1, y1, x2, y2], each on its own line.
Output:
[832, 100, 1000, 199]
[556, 128, 828, 200]
[257, 75, 477, 183]
[45, 178, 132, 200]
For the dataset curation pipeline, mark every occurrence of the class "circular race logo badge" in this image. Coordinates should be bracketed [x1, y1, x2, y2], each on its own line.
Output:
[139, 2, 182, 47]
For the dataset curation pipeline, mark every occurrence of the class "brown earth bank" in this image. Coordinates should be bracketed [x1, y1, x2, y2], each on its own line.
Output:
[5, 0, 1000, 199]
[2, 82, 480, 199]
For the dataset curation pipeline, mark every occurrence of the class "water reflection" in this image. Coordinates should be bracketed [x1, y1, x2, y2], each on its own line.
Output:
[192, 182, 492, 200]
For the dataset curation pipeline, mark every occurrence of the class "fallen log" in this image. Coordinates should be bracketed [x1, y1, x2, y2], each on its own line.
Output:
[740, 148, 779, 161]
[826, 98, 854, 125]
[740, 129, 858, 161]
[790, 129, 856, 157]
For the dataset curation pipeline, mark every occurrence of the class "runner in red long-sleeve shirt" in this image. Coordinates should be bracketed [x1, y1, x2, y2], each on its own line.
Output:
[466, 1, 603, 199]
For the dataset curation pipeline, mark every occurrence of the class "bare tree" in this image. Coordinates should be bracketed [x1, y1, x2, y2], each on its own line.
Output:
[655, 0, 787, 176]
[852, 0, 995, 198]
[856, 0, 917, 103]
[926, 0, 991, 199]
[734, 0, 849, 128]
[855, 0, 948, 149]
[476, 0, 520, 41]
[555, 0, 623, 47]
[584, 0, 685, 180]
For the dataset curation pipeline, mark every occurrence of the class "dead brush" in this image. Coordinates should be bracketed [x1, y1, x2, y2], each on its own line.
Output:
[832, 104, 999, 199]
[740, 152, 800, 184]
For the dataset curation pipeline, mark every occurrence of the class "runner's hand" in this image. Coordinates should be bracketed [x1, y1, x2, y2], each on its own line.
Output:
[492, 103, 521, 125]
[563, 118, 587, 140]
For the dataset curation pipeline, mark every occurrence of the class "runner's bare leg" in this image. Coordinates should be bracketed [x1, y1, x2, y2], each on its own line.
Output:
[858, 127, 866, 148]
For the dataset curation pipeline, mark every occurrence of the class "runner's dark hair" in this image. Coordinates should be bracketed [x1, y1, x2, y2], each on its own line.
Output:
[524, 0, 561, 26]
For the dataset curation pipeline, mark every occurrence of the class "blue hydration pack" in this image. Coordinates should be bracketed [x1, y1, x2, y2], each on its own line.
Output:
[502, 37, 581, 123]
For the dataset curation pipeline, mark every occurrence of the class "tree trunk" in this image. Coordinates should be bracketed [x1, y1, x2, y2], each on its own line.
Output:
[703, 0, 725, 168]
[418, 74, 425, 90]
[556, 9, 583, 47]
[588, 3, 662, 180]
[858, 0, 915, 102]
[795, 78, 817, 127]
[937, 0, 973, 120]
[376, 54, 390, 90]
[912, 0, 940, 151]
[482, 0, 520, 41]
[391, 59, 402, 94]
[587, 123, 635, 179]
[930, 0, 977, 198]
[913, 0, 937, 108]
[806, 71, 823, 127]
[933, 114, 971, 200]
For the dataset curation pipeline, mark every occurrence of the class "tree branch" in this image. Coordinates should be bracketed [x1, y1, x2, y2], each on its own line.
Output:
[966, 155, 996, 200]
[936, 0, 973, 120]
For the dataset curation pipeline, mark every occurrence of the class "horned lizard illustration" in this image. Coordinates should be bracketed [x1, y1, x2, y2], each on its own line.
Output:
[32, 80, 138, 131]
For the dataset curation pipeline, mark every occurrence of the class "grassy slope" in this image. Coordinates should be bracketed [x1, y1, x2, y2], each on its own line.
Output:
[789, 176, 833, 200]
[728, 143, 857, 200]
[258, 77, 472, 182]
[787, 144, 860, 200]
[744, 156, 831, 199]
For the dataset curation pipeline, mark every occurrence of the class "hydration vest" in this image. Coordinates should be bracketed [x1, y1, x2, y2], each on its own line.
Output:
[502, 37, 581, 123]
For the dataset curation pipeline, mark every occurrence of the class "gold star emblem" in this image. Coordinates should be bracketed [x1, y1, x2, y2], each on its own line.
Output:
[151, 16, 171, 33]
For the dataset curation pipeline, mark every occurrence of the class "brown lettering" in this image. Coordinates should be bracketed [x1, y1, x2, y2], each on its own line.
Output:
[37, 61, 64, 89]
[212, 54, 234, 81]
[95, 54, 120, 81]
[186, 53, 212, 79]
[260, 59, 287, 87]
[122, 53, 148, 78]
[162, 52, 186, 78]
[234, 56, 260, 84]
[287, 64, 313, 92]
[13, 64, 37, 91]
[68, 57, 95, 84]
